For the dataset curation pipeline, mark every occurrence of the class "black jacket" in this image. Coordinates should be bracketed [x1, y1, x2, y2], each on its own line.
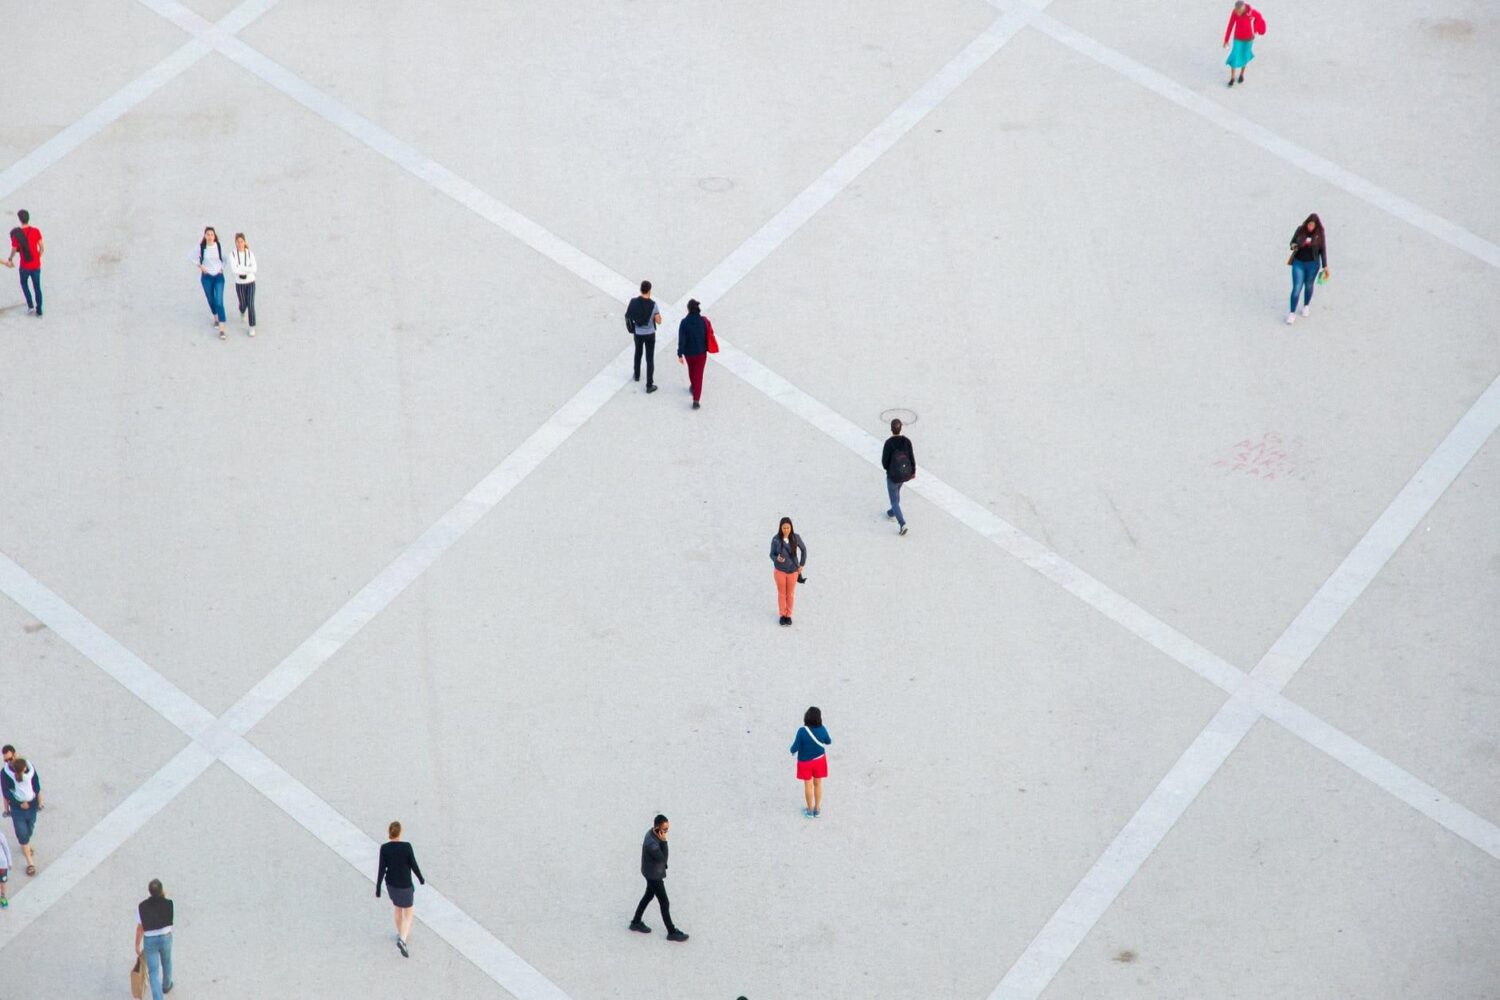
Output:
[677, 314, 708, 357]
[770, 533, 807, 572]
[641, 829, 669, 880]
[882, 435, 916, 482]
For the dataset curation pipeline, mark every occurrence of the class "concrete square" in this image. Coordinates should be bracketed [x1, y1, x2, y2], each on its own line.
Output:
[1041, 0, 1500, 244]
[1284, 434, 1500, 826]
[0, 1, 189, 168]
[0, 599, 185, 872]
[1044, 720, 1500, 999]
[0, 763, 510, 999]
[0, 54, 624, 713]
[238, 0, 998, 292]
[250, 372, 1227, 999]
[711, 29, 1500, 669]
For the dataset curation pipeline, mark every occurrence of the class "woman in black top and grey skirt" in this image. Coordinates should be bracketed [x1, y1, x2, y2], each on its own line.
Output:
[376, 820, 425, 957]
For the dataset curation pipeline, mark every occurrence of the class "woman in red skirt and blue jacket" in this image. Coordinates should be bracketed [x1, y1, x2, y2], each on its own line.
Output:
[790, 706, 833, 818]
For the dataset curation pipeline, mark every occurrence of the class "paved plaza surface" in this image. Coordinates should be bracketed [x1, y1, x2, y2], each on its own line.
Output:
[2, 0, 1498, 997]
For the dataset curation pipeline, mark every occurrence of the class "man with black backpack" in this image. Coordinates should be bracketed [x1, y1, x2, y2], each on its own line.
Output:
[624, 280, 662, 393]
[881, 418, 916, 536]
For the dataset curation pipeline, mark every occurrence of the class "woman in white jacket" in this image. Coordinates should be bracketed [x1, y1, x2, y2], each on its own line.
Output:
[232, 232, 257, 335]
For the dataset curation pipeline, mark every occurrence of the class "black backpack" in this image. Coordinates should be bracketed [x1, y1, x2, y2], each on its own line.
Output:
[625, 297, 654, 333]
[890, 444, 914, 481]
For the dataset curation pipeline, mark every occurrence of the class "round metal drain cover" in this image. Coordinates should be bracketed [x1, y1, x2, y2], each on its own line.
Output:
[880, 408, 918, 425]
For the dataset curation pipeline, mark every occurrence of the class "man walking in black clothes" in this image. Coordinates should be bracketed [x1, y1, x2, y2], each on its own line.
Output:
[629, 814, 688, 941]
[624, 280, 662, 393]
[881, 417, 916, 535]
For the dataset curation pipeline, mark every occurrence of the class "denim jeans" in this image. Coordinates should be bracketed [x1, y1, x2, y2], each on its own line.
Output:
[1289, 259, 1319, 313]
[886, 478, 906, 527]
[144, 933, 173, 1000]
[9, 804, 37, 845]
[200, 272, 226, 322]
[19, 269, 41, 314]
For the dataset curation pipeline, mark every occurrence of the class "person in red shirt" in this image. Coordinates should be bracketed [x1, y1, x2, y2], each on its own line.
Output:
[1222, 1, 1262, 88]
[4, 210, 43, 316]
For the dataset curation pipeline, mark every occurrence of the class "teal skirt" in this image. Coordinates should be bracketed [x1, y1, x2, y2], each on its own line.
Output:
[1226, 39, 1255, 69]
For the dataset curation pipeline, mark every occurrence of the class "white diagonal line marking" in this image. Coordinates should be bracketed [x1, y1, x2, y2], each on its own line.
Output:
[984, 0, 1500, 270]
[988, 374, 1500, 1000]
[0, 0, 282, 198]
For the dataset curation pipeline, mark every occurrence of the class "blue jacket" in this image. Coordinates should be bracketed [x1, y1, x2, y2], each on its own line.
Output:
[770, 534, 806, 573]
[677, 314, 708, 357]
[789, 726, 833, 762]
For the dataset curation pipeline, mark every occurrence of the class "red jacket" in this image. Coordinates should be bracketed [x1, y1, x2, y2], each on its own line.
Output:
[1224, 8, 1258, 44]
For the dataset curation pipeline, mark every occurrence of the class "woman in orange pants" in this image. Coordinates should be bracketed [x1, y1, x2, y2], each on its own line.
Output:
[769, 516, 807, 627]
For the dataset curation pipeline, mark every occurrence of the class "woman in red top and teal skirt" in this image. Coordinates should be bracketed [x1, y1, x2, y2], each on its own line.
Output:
[790, 707, 833, 818]
[1223, 2, 1263, 87]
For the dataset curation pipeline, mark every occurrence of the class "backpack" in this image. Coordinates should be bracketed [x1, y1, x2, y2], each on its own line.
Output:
[889, 442, 914, 482]
[1251, 8, 1266, 35]
[625, 297, 654, 334]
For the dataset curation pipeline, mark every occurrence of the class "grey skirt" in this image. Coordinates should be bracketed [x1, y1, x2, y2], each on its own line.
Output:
[388, 885, 414, 908]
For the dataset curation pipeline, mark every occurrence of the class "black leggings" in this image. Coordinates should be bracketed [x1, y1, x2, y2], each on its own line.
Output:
[235, 282, 256, 327]
[633, 878, 674, 931]
[632, 333, 655, 384]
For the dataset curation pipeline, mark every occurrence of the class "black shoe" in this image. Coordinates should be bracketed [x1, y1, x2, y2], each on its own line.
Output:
[1227, 78, 1235, 87]
[786, 617, 793, 626]
[778, 616, 789, 626]
[163, 986, 174, 995]
[1238, 74, 1245, 83]
[633, 373, 640, 382]
[646, 384, 658, 393]
[899, 525, 908, 536]
[397, 938, 409, 957]
[629, 920, 652, 933]
[667, 929, 689, 942]
[692, 401, 701, 409]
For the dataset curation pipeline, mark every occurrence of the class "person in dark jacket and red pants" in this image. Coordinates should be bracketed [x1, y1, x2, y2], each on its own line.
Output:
[629, 815, 688, 941]
[376, 820, 425, 957]
[1223, 1, 1263, 87]
[677, 299, 709, 408]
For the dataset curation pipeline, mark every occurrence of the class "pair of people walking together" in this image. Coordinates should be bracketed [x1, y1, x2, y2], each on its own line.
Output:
[197, 226, 257, 338]
[623, 285, 716, 406]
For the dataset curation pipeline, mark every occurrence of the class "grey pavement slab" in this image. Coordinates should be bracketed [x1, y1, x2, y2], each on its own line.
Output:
[713, 27, 1500, 670]
[0, 763, 511, 999]
[249, 371, 1228, 999]
[238, 0, 997, 294]
[1285, 433, 1500, 827]
[1043, 719, 1500, 1000]
[1043, 0, 1500, 244]
[0, 599, 185, 872]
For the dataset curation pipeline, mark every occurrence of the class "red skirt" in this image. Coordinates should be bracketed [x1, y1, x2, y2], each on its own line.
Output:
[796, 755, 828, 780]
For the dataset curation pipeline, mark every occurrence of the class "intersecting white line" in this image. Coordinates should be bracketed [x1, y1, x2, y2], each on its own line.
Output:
[989, 373, 1500, 1000]
[5, 2, 1497, 998]
[984, 0, 1500, 271]
[0, 0, 282, 199]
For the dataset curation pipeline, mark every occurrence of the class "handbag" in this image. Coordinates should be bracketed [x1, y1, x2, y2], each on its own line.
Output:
[130, 955, 147, 999]
[705, 317, 719, 354]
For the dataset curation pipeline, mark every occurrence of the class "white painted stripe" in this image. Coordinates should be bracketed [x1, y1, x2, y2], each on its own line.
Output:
[217, 740, 573, 1000]
[0, 553, 218, 738]
[990, 698, 1261, 1000]
[1, 0, 284, 199]
[687, 9, 1034, 305]
[218, 345, 634, 737]
[987, 376, 1500, 999]
[711, 340, 1250, 696]
[0, 42, 209, 198]
[1253, 376, 1500, 689]
[987, 0, 1500, 270]
[0, 743, 216, 948]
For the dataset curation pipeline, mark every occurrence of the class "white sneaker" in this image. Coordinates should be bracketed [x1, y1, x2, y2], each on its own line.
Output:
[1285, 313, 1296, 325]
[1300, 304, 1309, 317]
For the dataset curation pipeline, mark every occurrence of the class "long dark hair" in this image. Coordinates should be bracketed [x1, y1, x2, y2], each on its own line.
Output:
[778, 516, 795, 547]
[200, 227, 222, 264]
[9, 228, 30, 266]
[803, 706, 822, 728]
[1297, 213, 1325, 247]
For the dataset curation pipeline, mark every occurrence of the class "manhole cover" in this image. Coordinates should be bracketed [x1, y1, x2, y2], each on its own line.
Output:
[880, 408, 918, 425]
[698, 176, 735, 193]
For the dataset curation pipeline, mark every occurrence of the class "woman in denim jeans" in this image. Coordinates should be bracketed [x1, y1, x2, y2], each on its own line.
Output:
[1286, 213, 1329, 325]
